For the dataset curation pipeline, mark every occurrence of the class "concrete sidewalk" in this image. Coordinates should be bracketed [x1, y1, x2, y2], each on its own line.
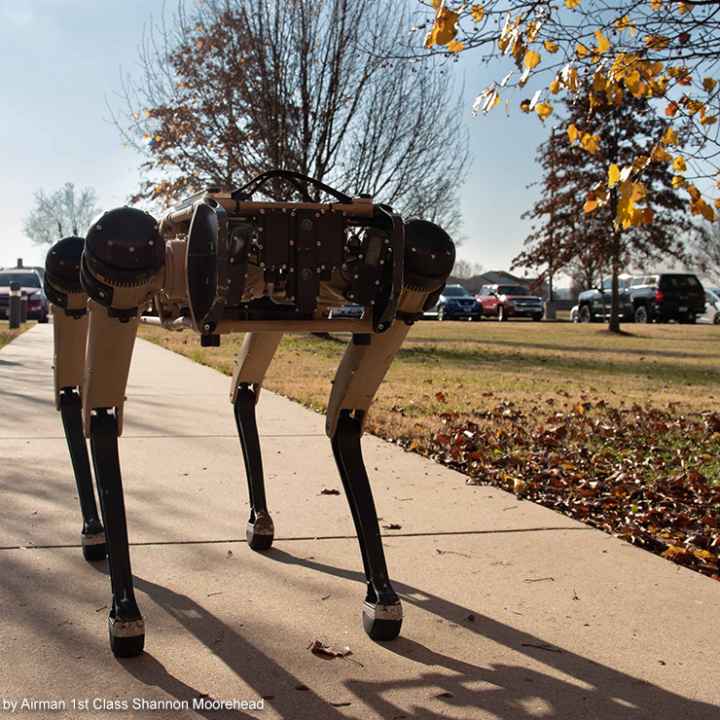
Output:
[0, 323, 718, 719]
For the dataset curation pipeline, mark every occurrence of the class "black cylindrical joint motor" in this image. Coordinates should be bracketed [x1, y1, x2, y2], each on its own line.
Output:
[81, 208, 163, 319]
[403, 219, 455, 304]
[45, 236, 85, 295]
[83, 208, 164, 288]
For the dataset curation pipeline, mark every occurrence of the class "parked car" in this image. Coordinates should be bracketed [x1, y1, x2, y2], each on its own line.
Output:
[700, 289, 720, 324]
[0, 269, 49, 322]
[577, 273, 705, 324]
[328, 303, 364, 319]
[433, 284, 482, 321]
[476, 284, 544, 321]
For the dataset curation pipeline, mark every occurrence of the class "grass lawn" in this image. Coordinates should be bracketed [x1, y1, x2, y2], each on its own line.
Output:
[139, 319, 720, 440]
[0, 320, 30, 350]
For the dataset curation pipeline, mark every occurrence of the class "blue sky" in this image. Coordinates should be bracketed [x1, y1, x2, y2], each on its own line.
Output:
[0, 0, 549, 274]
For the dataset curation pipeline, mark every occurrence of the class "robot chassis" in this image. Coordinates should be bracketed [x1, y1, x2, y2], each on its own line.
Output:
[44, 171, 455, 657]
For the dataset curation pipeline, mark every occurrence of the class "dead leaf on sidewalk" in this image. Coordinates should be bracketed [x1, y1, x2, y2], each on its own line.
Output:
[308, 640, 352, 659]
[320, 488, 340, 495]
[382, 523, 402, 530]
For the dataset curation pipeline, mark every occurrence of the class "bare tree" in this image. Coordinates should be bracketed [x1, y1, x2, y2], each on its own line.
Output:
[567, 253, 605, 298]
[113, 0, 468, 236]
[690, 222, 720, 285]
[452, 258, 484, 278]
[23, 183, 99, 245]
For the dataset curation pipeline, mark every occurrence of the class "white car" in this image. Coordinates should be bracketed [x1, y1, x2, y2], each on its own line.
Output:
[700, 290, 720, 324]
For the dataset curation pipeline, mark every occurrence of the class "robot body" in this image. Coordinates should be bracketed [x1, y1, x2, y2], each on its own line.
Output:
[46, 171, 454, 656]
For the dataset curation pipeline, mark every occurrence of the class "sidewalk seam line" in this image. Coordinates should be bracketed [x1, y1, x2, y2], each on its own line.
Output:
[0, 526, 592, 551]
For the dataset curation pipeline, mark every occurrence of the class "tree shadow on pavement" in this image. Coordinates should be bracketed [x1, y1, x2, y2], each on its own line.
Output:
[120, 651, 257, 720]
[132, 575, 356, 720]
[263, 548, 719, 720]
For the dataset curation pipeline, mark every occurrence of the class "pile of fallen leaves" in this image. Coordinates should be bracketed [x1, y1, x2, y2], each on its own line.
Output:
[410, 398, 720, 580]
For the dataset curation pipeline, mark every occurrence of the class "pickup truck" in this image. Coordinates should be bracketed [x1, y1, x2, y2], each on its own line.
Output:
[577, 273, 705, 324]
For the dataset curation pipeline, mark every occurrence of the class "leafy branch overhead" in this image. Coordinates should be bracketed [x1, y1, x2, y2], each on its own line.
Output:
[516, 92, 695, 275]
[420, 0, 720, 227]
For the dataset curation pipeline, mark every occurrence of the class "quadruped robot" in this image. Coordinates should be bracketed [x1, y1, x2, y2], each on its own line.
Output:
[44, 170, 455, 657]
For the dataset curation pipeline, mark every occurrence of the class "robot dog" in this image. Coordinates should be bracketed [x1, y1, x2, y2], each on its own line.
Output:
[44, 170, 454, 657]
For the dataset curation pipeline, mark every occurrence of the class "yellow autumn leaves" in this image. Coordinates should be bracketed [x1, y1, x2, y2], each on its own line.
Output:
[595, 31, 610, 54]
[424, 1, 459, 48]
[567, 124, 600, 155]
[586, 164, 652, 228]
[672, 156, 687, 173]
[544, 40, 559, 54]
[470, 4, 485, 22]
[421, 1, 719, 224]
[535, 103, 553, 120]
[617, 181, 654, 228]
[578, 122, 717, 225]
[570, 126, 650, 228]
[425, 2, 483, 48]
[523, 50, 541, 70]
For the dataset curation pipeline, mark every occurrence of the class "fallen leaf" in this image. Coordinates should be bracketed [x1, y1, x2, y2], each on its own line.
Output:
[308, 640, 353, 659]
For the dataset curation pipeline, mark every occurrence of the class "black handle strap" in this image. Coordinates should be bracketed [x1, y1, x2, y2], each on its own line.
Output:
[231, 170, 354, 204]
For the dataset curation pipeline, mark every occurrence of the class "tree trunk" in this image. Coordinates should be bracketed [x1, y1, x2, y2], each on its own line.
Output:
[609, 262, 621, 332]
[607, 179, 622, 333]
[548, 267, 554, 303]
[608, 231, 622, 333]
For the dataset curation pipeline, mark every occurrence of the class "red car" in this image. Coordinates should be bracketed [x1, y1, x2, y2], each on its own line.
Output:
[0, 269, 49, 323]
[476, 284, 544, 322]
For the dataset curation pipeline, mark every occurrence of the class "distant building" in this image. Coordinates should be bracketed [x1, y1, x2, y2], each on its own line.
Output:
[448, 270, 541, 295]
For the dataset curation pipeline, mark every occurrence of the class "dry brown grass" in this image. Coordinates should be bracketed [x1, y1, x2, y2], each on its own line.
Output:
[0, 321, 30, 350]
[139, 319, 720, 442]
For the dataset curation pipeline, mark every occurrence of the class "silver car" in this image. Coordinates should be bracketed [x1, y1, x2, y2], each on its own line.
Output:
[700, 290, 720, 324]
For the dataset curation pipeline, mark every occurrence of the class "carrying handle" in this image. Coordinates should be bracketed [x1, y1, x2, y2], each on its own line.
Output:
[231, 170, 354, 204]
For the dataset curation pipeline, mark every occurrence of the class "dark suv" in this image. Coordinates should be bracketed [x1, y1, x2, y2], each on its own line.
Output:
[0, 269, 49, 323]
[578, 273, 705, 324]
[433, 284, 482, 321]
